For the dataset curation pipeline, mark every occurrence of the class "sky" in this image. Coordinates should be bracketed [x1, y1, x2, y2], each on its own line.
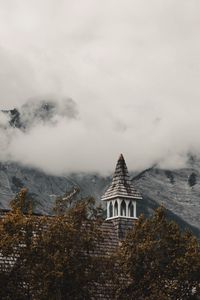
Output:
[0, 0, 200, 175]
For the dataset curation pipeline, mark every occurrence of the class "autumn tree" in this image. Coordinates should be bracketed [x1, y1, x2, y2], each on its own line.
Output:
[0, 189, 105, 300]
[115, 207, 200, 300]
[1, 190, 199, 300]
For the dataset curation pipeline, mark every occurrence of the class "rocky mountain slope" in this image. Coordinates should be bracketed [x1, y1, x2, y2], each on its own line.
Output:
[133, 166, 200, 237]
[0, 162, 110, 214]
[0, 160, 199, 238]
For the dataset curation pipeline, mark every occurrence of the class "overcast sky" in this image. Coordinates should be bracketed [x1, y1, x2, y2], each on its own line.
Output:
[0, 0, 200, 174]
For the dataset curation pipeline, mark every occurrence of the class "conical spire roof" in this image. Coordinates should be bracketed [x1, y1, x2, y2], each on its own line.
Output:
[101, 154, 142, 201]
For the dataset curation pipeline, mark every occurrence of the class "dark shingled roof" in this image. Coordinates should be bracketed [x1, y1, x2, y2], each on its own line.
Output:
[101, 154, 142, 201]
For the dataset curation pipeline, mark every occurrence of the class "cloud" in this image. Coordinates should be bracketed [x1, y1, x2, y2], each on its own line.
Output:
[0, 0, 200, 174]
[19, 98, 78, 129]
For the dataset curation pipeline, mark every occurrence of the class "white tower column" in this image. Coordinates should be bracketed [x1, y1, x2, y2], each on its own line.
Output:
[107, 202, 109, 219]
[125, 200, 128, 217]
[134, 202, 136, 218]
[118, 198, 122, 217]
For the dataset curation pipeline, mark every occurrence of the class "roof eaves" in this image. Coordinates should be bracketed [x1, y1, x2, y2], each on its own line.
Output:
[101, 194, 142, 201]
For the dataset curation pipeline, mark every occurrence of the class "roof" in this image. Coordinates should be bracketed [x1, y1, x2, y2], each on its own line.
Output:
[101, 154, 142, 201]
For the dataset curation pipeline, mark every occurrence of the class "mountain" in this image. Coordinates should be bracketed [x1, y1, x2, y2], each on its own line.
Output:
[0, 160, 199, 238]
[0, 103, 200, 238]
[133, 166, 200, 238]
[2, 99, 78, 130]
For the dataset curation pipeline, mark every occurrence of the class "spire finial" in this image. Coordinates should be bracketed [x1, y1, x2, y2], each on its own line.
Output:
[119, 153, 124, 159]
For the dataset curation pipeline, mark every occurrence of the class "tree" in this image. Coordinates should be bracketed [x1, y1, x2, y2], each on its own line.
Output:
[1, 190, 199, 300]
[0, 189, 104, 300]
[115, 207, 200, 300]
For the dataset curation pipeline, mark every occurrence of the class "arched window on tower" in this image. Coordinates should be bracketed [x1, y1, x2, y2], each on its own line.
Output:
[128, 202, 134, 217]
[114, 201, 118, 216]
[109, 202, 113, 218]
[120, 200, 126, 216]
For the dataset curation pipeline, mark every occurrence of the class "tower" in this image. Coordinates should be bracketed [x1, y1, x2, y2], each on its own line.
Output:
[101, 154, 142, 220]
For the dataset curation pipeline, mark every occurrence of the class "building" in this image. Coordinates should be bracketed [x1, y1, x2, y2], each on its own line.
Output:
[91, 154, 143, 298]
[100, 153, 142, 239]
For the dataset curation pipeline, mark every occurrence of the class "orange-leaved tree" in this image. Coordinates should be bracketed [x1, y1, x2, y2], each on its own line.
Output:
[115, 207, 200, 300]
[0, 188, 105, 300]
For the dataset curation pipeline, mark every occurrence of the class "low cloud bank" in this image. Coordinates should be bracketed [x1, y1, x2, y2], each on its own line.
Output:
[0, 98, 199, 175]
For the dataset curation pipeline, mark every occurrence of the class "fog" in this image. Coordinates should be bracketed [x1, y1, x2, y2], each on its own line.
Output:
[0, 0, 200, 174]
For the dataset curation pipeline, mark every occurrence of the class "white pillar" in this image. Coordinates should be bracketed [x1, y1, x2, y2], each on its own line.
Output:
[125, 200, 129, 217]
[134, 201, 136, 218]
[112, 200, 115, 216]
[118, 198, 122, 217]
[107, 202, 109, 219]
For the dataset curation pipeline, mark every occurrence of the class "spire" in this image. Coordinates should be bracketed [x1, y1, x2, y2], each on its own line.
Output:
[101, 154, 142, 201]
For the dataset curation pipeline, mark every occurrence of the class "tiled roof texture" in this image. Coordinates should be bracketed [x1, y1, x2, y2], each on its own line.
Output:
[101, 154, 142, 201]
[94, 220, 119, 256]
[90, 218, 135, 299]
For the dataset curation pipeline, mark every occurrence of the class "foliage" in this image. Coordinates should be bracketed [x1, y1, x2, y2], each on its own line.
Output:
[0, 189, 104, 300]
[10, 188, 32, 213]
[53, 187, 80, 215]
[0, 190, 200, 300]
[115, 207, 200, 300]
